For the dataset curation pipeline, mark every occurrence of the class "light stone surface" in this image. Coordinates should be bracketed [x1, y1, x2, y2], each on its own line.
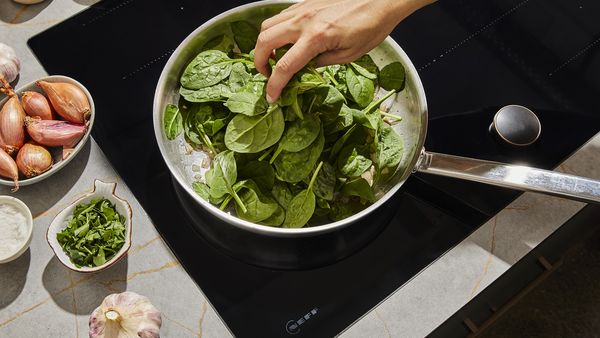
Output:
[1, 1, 599, 337]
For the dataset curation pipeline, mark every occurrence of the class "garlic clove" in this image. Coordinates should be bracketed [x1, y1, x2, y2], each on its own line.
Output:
[22, 91, 54, 120]
[89, 291, 162, 338]
[36, 81, 91, 124]
[0, 147, 19, 192]
[16, 142, 53, 178]
[0, 43, 20, 83]
[0, 76, 26, 156]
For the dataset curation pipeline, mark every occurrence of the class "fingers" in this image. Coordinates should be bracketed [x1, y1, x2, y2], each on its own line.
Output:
[315, 49, 356, 67]
[260, 10, 296, 31]
[254, 24, 300, 77]
[266, 38, 321, 102]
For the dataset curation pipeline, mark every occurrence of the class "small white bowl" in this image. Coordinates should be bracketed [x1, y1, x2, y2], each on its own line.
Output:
[0, 75, 95, 188]
[0, 196, 33, 264]
[47, 180, 132, 273]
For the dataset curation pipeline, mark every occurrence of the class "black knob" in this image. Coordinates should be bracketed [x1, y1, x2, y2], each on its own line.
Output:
[490, 105, 541, 146]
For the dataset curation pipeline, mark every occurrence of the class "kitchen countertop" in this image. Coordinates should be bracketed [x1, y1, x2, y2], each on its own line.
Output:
[1, 1, 599, 337]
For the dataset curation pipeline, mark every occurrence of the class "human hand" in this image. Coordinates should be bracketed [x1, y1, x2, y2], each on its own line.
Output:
[254, 0, 434, 102]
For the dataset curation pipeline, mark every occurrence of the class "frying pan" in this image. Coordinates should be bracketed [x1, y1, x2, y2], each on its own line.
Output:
[153, 1, 600, 258]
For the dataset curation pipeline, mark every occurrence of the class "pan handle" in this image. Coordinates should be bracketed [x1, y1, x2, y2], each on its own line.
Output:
[415, 150, 600, 204]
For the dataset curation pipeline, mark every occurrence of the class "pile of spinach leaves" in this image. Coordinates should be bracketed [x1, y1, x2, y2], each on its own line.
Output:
[165, 21, 406, 228]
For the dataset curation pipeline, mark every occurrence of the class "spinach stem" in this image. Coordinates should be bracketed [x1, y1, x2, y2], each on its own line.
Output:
[220, 195, 233, 210]
[308, 161, 324, 192]
[269, 145, 283, 164]
[364, 89, 397, 114]
[258, 147, 275, 161]
[324, 68, 339, 86]
[380, 112, 403, 121]
[309, 67, 326, 83]
[230, 190, 247, 213]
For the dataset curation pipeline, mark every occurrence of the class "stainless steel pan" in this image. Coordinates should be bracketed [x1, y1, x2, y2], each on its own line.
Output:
[153, 0, 600, 245]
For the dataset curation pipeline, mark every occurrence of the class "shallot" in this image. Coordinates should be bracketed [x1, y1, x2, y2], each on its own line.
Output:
[0, 76, 25, 155]
[22, 91, 53, 120]
[36, 81, 90, 124]
[16, 143, 53, 178]
[0, 148, 19, 191]
[25, 117, 86, 148]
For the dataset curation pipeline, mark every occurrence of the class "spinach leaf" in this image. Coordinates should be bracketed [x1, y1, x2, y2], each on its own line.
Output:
[192, 181, 211, 201]
[345, 67, 375, 108]
[224, 92, 268, 116]
[231, 21, 260, 53]
[274, 112, 320, 155]
[180, 84, 232, 103]
[181, 50, 234, 89]
[350, 62, 377, 80]
[205, 150, 247, 213]
[379, 62, 406, 91]
[229, 62, 252, 92]
[261, 205, 285, 226]
[329, 200, 364, 221]
[353, 55, 379, 77]
[202, 34, 235, 53]
[225, 105, 285, 153]
[271, 181, 294, 209]
[327, 104, 354, 135]
[164, 104, 182, 140]
[338, 145, 373, 178]
[273, 127, 324, 183]
[282, 162, 323, 228]
[239, 160, 275, 192]
[311, 85, 345, 125]
[313, 162, 336, 200]
[235, 180, 279, 222]
[329, 124, 356, 160]
[377, 122, 403, 170]
[341, 177, 375, 203]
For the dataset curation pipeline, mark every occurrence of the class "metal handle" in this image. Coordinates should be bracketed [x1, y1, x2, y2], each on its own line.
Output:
[416, 150, 600, 204]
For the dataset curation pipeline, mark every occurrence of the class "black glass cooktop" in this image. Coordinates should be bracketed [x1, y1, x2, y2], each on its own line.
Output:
[28, 0, 600, 336]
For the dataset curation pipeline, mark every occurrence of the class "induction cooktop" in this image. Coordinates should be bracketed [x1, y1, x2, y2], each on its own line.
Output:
[28, 0, 600, 336]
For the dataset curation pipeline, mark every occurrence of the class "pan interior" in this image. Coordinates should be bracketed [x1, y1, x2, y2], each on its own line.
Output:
[154, 1, 427, 230]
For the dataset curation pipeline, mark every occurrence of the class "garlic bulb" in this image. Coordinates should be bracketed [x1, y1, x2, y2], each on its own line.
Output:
[0, 43, 20, 83]
[89, 292, 162, 338]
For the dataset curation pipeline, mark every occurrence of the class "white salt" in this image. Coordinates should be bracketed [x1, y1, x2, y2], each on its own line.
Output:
[0, 203, 28, 259]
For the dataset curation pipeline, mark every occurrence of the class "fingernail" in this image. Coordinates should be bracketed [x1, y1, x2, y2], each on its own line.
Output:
[266, 93, 275, 103]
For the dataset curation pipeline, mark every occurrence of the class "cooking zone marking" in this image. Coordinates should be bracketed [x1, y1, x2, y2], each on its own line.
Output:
[285, 308, 319, 335]
[548, 36, 600, 77]
[418, 0, 531, 72]
[121, 49, 175, 80]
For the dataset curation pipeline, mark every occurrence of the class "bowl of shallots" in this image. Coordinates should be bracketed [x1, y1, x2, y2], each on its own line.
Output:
[0, 75, 94, 190]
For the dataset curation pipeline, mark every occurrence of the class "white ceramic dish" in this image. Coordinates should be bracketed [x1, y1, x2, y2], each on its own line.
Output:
[0, 196, 33, 264]
[0, 75, 95, 188]
[47, 180, 132, 273]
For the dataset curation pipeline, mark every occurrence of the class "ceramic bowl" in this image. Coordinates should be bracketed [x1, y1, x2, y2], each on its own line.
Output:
[0, 75, 95, 188]
[47, 180, 132, 273]
[0, 196, 33, 264]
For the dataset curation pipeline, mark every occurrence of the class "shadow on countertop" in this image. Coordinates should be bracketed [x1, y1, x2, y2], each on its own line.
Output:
[0, 139, 91, 219]
[42, 254, 128, 315]
[0, 250, 30, 310]
[0, 1, 54, 24]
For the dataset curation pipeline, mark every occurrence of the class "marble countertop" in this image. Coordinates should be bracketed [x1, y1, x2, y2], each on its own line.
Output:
[1, 1, 599, 337]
